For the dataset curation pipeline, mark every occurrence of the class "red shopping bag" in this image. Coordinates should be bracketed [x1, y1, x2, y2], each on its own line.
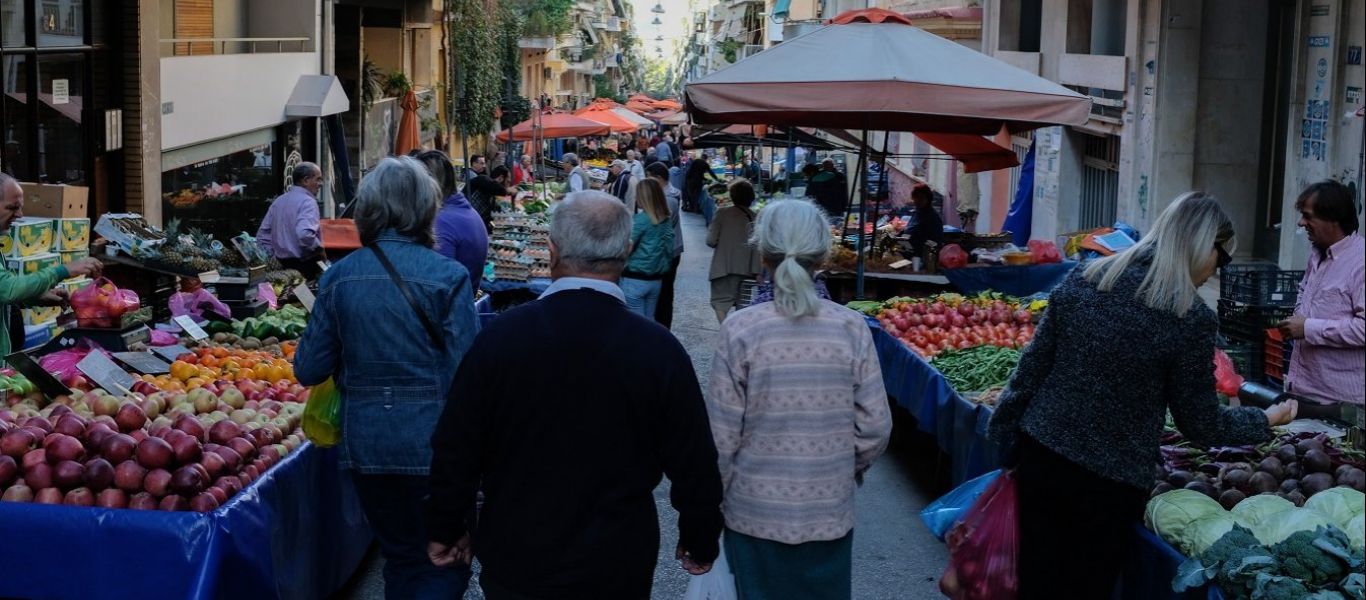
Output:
[1213, 348, 1245, 397]
[940, 470, 1019, 600]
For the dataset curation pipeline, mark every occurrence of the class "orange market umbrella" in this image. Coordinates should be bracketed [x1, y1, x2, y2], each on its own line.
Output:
[394, 90, 421, 155]
[573, 104, 640, 133]
[625, 100, 657, 114]
[495, 112, 613, 142]
[651, 99, 683, 111]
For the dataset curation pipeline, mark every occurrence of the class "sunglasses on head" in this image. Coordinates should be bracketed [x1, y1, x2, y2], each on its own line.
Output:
[1215, 243, 1233, 270]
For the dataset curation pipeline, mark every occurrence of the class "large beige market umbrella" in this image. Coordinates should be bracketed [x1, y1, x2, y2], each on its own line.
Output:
[684, 9, 1090, 134]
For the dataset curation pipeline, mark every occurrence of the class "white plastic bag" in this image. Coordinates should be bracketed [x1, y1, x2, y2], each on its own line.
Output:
[683, 539, 737, 600]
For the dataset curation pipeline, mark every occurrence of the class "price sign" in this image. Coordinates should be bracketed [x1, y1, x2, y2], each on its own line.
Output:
[111, 352, 171, 375]
[152, 344, 193, 363]
[77, 352, 137, 395]
[198, 270, 221, 283]
[294, 283, 316, 312]
[173, 315, 209, 340]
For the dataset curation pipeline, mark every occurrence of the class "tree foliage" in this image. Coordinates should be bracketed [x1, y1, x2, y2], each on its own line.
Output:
[450, 0, 502, 135]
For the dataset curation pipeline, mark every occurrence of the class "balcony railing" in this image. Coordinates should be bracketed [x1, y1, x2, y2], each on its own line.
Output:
[160, 37, 312, 55]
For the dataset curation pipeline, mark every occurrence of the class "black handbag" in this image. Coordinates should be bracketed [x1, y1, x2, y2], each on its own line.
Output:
[369, 243, 445, 351]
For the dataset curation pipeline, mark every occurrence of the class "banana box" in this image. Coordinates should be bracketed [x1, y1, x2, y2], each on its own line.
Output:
[6, 252, 60, 275]
[22, 305, 62, 326]
[0, 217, 55, 258]
[60, 249, 89, 266]
[58, 277, 92, 295]
[57, 218, 91, 252]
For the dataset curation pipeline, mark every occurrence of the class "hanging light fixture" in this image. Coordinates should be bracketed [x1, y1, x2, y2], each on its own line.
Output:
[655, 35, 663, 41]
[651, 3, 665, 13]
[651, 16, 662, 25]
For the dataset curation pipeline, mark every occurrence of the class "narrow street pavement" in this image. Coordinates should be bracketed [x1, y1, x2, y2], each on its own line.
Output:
[339, 210, 949, 599]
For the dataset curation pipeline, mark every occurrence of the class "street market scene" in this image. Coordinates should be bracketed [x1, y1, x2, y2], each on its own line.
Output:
[0, 0, 1364, 599]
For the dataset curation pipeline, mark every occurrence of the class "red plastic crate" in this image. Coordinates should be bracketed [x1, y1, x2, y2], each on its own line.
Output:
[1264, 328, 1292, 384]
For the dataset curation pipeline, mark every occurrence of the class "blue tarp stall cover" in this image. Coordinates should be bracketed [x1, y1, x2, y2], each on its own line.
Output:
[0, 444, 371, 600]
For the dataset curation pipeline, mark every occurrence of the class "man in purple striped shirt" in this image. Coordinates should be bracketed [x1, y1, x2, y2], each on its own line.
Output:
[1279, 181, 1364, 406]
[257, 162, 323, 279]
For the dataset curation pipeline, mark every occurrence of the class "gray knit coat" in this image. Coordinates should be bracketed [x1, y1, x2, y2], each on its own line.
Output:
[987, 259, 1272, 490]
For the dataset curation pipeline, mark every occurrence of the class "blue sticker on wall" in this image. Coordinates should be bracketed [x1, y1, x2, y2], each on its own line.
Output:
[1309, 36, 1331, 47]
[1349, 46, 1363, 65]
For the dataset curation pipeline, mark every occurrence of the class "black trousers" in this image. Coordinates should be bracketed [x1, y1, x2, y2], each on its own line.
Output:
[654, 256, 681, 328]
[1016, 435, 1147, 600]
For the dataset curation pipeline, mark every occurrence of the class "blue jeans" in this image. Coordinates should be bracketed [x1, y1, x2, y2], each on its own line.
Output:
[350, 473, 471, 600]
[621, 277, 663, 318]
[700, 190, 716, 226]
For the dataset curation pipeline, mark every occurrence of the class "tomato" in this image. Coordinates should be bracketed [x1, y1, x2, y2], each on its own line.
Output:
[956, 340, 972, 349]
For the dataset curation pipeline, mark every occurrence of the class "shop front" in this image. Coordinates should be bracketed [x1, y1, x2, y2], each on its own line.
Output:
[0, 0, 125, 215]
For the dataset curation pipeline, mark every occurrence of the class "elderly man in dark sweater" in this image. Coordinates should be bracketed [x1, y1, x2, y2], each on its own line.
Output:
[425, 191, 724, 599]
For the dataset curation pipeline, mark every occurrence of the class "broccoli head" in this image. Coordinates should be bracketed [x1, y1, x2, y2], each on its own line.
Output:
[1251, 573, 1312, 600]
[1270, 529, 1349, 587]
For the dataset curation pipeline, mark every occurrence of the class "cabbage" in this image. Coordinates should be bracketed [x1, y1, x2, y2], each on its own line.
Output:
[1304, 487, 1366, 529]
[1231, 494, 1295, 528]
[1251, 507, 1333, 545]
[1146, 489, 1235, 555]
[1346, 514, 1365, 552]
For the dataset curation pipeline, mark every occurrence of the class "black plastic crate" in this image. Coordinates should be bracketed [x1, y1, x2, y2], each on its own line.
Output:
[1220, 267, 1303, 307]
[1217, 299, 1291, 345]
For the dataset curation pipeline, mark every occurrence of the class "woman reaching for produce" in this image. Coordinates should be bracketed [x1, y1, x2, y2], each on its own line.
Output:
[986, 191, 1299, 600]
[293, 157, 479, 599]
[707, 199, 892, 600]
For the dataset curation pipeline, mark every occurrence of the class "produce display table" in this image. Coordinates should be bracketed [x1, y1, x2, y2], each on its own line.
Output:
[867, 321, 1000, 485]
[940, 261, 1078, 298]
[480, 277, 552, 295]
[0, 443, 372, 600]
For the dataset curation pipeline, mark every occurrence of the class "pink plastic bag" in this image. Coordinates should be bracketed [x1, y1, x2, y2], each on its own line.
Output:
[1214, 348, 1244, 396]
[168, 288, 231, 321]
[940, 470, 1019, 600]
[1026, 240, 1062, 264]
[38, 339, 109, 386]
[71, 278, 141, 328]
[257, 283, 278, 310]
[939, 244, 969, 269]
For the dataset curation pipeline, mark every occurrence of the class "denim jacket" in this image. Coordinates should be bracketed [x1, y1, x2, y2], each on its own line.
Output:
[294, 231, 479, 474]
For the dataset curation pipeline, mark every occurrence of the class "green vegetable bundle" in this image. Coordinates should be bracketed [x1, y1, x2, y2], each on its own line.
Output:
[931, 345, 1021, 392]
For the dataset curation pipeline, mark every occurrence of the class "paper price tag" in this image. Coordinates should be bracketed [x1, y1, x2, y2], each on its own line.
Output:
[198, 270, 221, 283]
[294, 284, 316, 312]
[173, 315, 209, 340]
[111, 352, 171, 375]
[152, 344, 193, 363]
[888, 259, 912, 270]
[77, 352, 137, 395]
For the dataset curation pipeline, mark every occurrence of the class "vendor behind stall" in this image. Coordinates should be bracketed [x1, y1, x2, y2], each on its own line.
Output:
[907, 185, 945, 258]
[0, 173, 104, 355]
[1278, 180, 1364, 407]
[257, 162, 323, 279]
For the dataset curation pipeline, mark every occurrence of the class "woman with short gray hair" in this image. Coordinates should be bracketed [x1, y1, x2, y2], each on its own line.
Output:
[987, 192, 1297, 599]
[294, 156, 479, 599]
[706, 199, 892, 599]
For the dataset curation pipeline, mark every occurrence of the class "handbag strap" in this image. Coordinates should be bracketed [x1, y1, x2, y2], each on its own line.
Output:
[369, 243, 445, 350]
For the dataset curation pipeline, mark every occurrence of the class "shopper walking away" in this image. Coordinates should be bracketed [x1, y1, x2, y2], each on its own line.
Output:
[294, 156, 479, 600]
[0, 173, 104, 357]
[707, 179, 762, 324]
[626, 149, 646, 181]
[686, 157, 724, 226]
[708, 199, 892, 600]
[667, 134, 683, 168]
[655, 134, 674, 166]
[425, 191, 723, 599]
[608, 159, 637, 210]
[257, 162, 324, 279]
[413, 149, 488, 292]
[621, 179, 676, 318]
[986, 192, 1298, 600]
[1277, 180, 1364, 407]
[564, 153, 588, 193]
[646, 162, 684, 328]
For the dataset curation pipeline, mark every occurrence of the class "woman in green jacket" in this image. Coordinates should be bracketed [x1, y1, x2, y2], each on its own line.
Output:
[0, 173, 104, 355]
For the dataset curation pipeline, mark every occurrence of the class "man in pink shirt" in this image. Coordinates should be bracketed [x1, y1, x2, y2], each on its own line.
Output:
[1278, 180, 1364, 406]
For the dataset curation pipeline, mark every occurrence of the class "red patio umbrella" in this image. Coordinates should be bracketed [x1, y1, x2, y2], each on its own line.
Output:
[495, 112, 613, 142]
[393, 90, 421, 156]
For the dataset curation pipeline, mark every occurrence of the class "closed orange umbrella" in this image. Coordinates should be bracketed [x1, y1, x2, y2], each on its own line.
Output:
[394, 90, 420, 156]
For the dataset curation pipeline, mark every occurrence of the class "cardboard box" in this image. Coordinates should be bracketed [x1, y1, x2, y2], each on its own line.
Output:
[22, 322, 58, 350]
[22, 306, 62, 327]
[0, 217, 55, 258]
[58, 277, 92, 295]
[60, 249, 89, 265]
[57, 218, 91, 251]
[19, 183, 88, 218]
[6, 252, 60, 275]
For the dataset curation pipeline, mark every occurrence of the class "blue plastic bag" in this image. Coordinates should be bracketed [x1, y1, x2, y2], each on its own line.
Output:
[921, 469, 1001, 541]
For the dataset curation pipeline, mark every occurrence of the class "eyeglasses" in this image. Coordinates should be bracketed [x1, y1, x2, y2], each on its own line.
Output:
[1215, 243, 1233, 270]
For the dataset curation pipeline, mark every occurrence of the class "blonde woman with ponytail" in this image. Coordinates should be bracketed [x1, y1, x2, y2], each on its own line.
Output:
[705, 199, 893, 599]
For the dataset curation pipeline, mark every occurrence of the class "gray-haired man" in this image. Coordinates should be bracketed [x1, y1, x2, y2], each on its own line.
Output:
[563, 153, 587, 193]
[426, 191, 724, 599]
[257, 161, 324, 278]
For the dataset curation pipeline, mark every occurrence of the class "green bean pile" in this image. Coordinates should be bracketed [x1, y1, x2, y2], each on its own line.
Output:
[932, 345, 1022, 392]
